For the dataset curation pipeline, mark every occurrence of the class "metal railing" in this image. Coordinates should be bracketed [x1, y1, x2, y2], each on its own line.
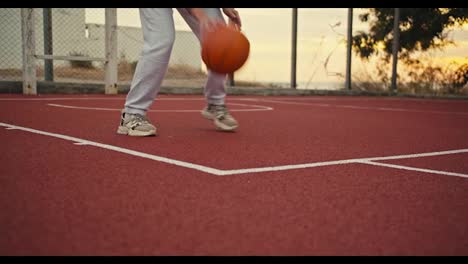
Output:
[3, 8, 455, 96]
[20, 8, 118, 95]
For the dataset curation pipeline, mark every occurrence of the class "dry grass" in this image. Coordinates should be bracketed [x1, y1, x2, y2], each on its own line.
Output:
[351, 57, 468, 96]
[0, 62, 269, 88]
[0, 68, 22, 80]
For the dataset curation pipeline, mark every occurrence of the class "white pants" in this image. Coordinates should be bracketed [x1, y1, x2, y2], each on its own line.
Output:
[124, 8, 228, 115]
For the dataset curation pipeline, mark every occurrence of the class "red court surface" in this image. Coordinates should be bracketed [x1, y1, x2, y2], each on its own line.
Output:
[1, 94, 467, 255]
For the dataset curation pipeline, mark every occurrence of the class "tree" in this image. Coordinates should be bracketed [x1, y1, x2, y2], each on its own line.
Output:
[352, 8, 468, 62]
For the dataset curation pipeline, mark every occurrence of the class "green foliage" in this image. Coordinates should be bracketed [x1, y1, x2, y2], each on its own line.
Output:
[352, 8, 468, 62]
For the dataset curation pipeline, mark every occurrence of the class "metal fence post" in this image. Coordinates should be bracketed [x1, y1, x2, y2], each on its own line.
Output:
[43, 8, 53, 81]
[105, 8, 118, 94]
[291, 8, 298, 89]
[391, 8, 400, 93]
[345, 8, 353, 91]
[21, 8, 37, 95]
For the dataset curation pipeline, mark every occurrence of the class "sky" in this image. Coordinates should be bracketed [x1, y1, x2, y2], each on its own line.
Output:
[86, 8, 468, 88]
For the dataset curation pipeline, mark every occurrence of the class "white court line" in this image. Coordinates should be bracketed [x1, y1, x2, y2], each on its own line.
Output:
[73, 142, 89, 145]
[358, 160, 468, 179]
[3, 96, 467, 115]
[1, 96, 467, 104]
[47, 102, 273, 112]
[258, 97, 468, 104]
[256, 98, 468, 116]
[0, 97, 125, 101]
[0, 97, 250, 101]
[218, 149, 468, 176]
[1, 121, 468, 178]
[0, 122, 223, 175]
[365, 149, 468, 161]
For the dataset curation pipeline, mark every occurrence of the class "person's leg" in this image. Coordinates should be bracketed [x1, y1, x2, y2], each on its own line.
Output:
[177, 8, 227, 105]
[178, 8, 238, 131]
[124, 8, 175, 115]
[118, 8, 175, 136]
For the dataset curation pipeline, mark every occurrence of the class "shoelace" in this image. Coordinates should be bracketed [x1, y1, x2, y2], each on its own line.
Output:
[136, 114, 150, 123]
[128, 114, 150, 127]
[212, 105, 230, 119]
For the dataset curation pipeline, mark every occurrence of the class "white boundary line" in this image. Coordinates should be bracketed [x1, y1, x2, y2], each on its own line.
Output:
[254, 98, 468, 116]
[0, 97, 125, 101]
[0, 97, 225, 101]
[1, 96, 466, 103]
[0, 97, 273, 113]
[358, 160, 468, 178]
[1, 122, 468, 178]
[0, 97, 468, 115]
[46, 102, 273, 113]
[0, 97, 257, 103]
[364, 149, 468, 161]
[1, 96, 467, 115]
[254, 97, 468, 104]
[0, 122, 223, 175]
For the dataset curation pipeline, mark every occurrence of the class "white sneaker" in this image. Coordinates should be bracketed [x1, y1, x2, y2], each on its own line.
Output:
[201, 104, 238, 131]
[117, 110, 157, 136]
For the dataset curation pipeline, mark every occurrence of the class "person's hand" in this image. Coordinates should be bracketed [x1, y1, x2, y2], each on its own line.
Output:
[199, 15, 221, 35]
[190, 8, 223, 37]
[222, 8, 242, 29]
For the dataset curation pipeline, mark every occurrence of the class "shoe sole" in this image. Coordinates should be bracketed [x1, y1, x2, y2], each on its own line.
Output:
[201, 110, 238, 131]
[117, 126, 157, 136]
[214, 119, 238, 131]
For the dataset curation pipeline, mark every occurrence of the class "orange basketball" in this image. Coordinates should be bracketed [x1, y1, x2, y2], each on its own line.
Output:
[201, 24, 250, 74]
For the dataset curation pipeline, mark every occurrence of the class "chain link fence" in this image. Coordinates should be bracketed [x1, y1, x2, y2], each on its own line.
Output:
[0, 8, 107, 84]
[36, 8, 106, 83]
[116, 9, 206, 88]
[1, 8, 467, 95]
[0, 8, 22, 81]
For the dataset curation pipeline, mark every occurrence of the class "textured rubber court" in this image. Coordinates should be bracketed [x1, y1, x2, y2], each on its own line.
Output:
[1, 94, 467, 255]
